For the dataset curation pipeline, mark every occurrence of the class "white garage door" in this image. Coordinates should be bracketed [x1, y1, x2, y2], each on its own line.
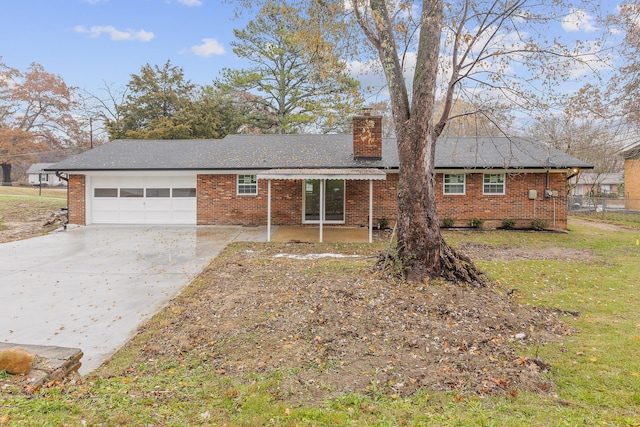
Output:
[90, 176, 197, 224]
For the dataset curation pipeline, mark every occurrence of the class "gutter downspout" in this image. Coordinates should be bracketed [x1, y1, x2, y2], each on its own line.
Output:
[54, 171, 69, 230]
[55, 171, 69, 183]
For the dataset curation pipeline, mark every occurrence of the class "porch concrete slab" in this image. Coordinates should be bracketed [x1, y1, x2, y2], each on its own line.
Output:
[0, 225, 266, 375]
[270, 226, 371, 243]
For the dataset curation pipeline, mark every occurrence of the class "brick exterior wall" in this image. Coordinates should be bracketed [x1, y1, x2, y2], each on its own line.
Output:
[435, 172, 568, 229]
[346, 175, 398, 227]
[625, 158, 640, 211]
[66, 171, 568, 230]
[197, 174, 302, 226]
[196, 174, 399, 227]
[196, 171, 568, 230]
[352, 114, 382, 159]
[67, 174, 86, 225]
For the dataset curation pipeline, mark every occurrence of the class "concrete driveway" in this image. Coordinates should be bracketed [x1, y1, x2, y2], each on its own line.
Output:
[0, 225, 265, 374]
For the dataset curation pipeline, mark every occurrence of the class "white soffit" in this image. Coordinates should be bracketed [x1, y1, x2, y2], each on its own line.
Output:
[257, 168, 386, 181]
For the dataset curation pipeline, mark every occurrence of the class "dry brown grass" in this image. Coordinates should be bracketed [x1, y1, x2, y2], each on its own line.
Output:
[0, 186, 67, 242]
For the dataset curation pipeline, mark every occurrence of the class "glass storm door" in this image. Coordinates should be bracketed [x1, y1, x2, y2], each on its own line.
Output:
[304, 179, 344, 222]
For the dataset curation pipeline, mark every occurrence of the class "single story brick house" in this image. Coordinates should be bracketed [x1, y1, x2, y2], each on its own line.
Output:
[47, 114, 592, 239]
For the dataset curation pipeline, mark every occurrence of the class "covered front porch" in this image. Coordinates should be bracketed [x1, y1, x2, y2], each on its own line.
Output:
[269, 225, 372, 243]
[257, 168, 387, 243]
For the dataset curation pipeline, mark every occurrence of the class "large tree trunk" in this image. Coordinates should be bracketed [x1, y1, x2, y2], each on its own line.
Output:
[395, 127, 486, 285]
[1, 163, 12, 186]
[362, 0, 486, 285]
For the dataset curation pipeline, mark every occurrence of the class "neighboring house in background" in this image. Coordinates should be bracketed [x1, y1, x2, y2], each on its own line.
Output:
[27, 163, 67, 187]
[572, 172, 624, 197]
[47, 114, 592, 236]
[623, 144, 640, 211]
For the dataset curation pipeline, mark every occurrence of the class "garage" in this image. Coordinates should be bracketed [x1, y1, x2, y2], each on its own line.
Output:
[88, 175, 197, 224]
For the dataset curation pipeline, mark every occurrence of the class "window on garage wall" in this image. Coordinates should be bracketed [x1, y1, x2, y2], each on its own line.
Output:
[146, 188, 170, 197]
[94, 188, 118, 197]
[172, 188, 196, 197]
[120, 188, 144, 197]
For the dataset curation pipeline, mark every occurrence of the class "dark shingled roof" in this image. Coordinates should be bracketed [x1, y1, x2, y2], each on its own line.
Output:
[47, 134, 592, 172]
[622, 143, 640, 159]
[435, 137, 592, 169]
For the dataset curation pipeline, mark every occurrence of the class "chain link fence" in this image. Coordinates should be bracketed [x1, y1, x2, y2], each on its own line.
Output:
[568, 195, 640, 219]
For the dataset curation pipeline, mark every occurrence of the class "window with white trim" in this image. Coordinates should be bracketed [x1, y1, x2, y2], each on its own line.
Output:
[483, 173, 505, 194]
[443, 174, 465, 194]
[237, 174, 258, 195]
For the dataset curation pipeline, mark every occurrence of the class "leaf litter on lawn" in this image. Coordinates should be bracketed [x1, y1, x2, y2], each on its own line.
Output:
[102, 242, 574, 404]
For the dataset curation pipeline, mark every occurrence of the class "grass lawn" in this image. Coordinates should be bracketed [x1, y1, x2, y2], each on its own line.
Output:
[1, 219, 639, 426]
[444, 222, 640, 425]
[0, 186, 67, 239]
[571, 210, 640, 228]
[0, 186, 67, 218]
[0, 185, 67, 199]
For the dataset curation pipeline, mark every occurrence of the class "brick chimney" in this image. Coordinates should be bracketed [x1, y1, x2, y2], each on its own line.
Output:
[353, 109, 382, 160]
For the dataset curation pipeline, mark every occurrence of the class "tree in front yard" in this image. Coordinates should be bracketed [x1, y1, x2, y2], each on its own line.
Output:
[227, 0, 605, 283]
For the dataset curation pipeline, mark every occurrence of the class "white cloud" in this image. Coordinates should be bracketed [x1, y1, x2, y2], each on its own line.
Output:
[0, 74, 18, 90]
[562, 9, 598, 33]
[348, 59, 388, 99]
[565, 40, 612, 79]
[190, 38, 225, 57]
[348, 54, 420, 101]
[75, 25, 154, 42]
[177, 0, 202, 5]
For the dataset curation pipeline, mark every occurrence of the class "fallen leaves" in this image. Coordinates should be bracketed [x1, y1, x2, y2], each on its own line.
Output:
[126, 242, 572, 403]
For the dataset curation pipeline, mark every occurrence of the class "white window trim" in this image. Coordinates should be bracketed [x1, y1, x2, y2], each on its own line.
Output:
[443, 173, 466, 195]
[237, 174, 258, 196]
[483, 173, 506, 195]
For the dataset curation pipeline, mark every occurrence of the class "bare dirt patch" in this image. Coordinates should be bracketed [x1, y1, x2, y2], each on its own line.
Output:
[569, 217, 631, 232]
[456, 241, 591, 261]
[116, 242, 573, 404]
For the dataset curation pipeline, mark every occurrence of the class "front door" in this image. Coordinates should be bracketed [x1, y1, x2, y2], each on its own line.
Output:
[304, 179, 344, 223]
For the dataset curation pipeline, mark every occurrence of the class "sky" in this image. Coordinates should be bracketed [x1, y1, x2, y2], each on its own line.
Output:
[0, 0, 249, 94]
[0, 0, 624, 107]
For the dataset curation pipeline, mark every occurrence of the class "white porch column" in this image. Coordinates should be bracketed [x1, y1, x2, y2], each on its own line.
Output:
[319, 179, 325, 243]
[369, 179, 373, 243]
[267, 179, 272, 242]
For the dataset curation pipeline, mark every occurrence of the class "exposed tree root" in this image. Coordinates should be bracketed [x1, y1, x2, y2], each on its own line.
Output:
[376, 241, 489, 287]
[437, 241, 489, 287]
